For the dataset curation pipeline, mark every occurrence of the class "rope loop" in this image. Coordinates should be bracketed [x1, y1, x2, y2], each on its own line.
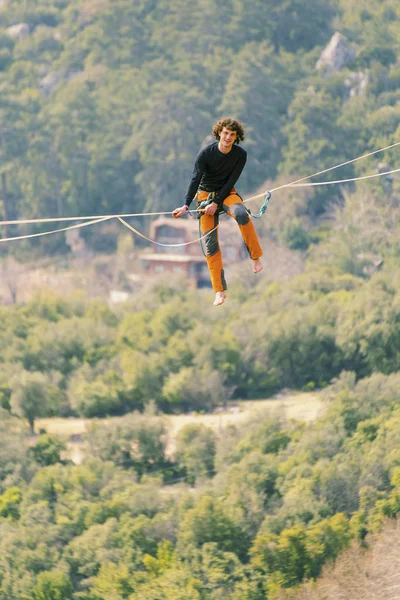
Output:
[246, 191, 271, 219]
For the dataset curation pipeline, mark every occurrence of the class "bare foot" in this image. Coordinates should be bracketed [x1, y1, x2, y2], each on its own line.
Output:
[253, 258, 263, 273]
[213, 291, 227, 306]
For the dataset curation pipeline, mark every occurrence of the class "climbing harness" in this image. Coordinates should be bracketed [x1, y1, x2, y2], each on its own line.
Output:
[195, 190, 271, 256]
[196, 191, 217, 214]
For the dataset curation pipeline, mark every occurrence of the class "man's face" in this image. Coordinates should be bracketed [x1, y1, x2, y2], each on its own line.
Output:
[219, 127, 237, 151]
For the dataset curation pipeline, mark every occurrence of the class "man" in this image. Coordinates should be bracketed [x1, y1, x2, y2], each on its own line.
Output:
[173, 117, 263, 306]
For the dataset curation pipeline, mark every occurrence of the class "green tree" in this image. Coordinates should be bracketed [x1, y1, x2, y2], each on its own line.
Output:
[251, 524, 311, 590]
[89, 561, 134, 599]
[22, 316, 114, 375]
[67, 363, 125, 417]
[162, 365, 228, 412]
[188, 543, 254, 600]
[30, 434, 66, 467]
[176, 424, 216, 484]
[306, 513, 351, 578]
[131, 564, 202, 600]
[9, 370, 63, 434]
[143, 540, 175, 578]
[248, 303, 343, 390]
[85, 412, 169, 476]
[33, 571, 73, 600]
[0, 486, 22, 520]
[336, 272, 400, 377]
[218, 451, 279, 537]
[178, 496, 250, 561]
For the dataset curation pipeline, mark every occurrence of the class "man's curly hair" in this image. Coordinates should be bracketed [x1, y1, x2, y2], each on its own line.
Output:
[212, 117, 245, 144]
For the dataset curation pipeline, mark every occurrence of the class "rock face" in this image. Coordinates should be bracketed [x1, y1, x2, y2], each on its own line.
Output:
[6, 23, 30, 39]
[316, 32, 355, 74]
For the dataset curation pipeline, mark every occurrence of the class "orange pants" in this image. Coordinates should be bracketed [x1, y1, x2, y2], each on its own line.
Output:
[197, 189, 263, 292]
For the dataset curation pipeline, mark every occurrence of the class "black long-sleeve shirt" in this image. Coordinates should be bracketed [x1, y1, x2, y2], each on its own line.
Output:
[184, 142, 247, 207]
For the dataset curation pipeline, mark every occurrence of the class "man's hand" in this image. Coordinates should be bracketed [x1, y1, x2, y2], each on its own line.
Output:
[172, 205, 188, 219]
[203, 201, 218, 216]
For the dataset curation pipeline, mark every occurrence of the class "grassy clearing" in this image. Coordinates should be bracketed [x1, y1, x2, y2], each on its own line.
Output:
[36, 391, 323, 464]
[166, 391, 322, 437]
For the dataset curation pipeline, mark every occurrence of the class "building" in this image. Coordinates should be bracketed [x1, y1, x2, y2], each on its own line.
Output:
[140, 215, 247, 288]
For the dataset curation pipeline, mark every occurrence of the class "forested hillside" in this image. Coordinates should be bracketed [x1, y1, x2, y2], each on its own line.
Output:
[3, 354, 400, 599]
[0, 0, 399, 251]
[2, 0, 400, 599]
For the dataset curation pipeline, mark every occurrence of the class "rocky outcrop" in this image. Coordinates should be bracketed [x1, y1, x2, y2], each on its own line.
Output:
[316, 32, 355, 74]
[6, 23, 30, 39]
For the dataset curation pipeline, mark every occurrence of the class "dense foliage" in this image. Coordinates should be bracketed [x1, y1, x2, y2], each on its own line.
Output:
[3, 368, 400, 599]
[0, 247, 399, 425]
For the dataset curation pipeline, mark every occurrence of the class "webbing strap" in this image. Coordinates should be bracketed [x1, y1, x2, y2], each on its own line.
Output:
[245, 191, 271, 218]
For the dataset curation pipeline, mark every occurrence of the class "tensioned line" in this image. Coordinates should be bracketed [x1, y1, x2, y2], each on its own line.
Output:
[0, 210, 174, 227]
[243, 139, 400, 204]
[289, 166, 400, 188]
[0, 216, 113, 243]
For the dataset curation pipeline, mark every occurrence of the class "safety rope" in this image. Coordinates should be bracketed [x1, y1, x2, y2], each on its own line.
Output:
[288, 166, 400, 188]
[0, 210, 174, 226]
[0, 216, 113, 244]
[243, 139, 400, 204]
[118, 216, 219, 248]
[0, 140, 399, 245]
